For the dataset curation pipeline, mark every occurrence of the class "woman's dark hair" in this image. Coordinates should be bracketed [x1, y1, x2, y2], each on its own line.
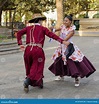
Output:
[65, 14, 73, 22]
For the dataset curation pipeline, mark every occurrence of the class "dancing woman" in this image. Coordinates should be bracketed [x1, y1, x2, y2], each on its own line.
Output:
[49, 15, 96, 87]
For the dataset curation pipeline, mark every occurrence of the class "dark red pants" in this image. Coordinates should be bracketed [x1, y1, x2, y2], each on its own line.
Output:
[24, 46, 45, 86]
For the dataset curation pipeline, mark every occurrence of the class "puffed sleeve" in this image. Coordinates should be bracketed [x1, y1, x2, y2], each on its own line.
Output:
[17, 27, 27, 45]
[70, 25, 76, 31]
[43, 27, 63, 43]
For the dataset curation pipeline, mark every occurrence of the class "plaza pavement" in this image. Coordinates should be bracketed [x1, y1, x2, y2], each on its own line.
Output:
[0, 36, 99, 99]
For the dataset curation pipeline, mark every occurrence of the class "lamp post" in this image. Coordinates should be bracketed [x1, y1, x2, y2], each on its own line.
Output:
[11, 9, 16, 40]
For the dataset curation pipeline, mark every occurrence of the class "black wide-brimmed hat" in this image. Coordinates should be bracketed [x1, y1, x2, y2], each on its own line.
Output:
[28, 13, 46, 23]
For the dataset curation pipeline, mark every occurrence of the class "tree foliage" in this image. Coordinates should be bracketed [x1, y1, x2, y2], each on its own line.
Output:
[0, 0, 98, 24]
[0, 0, 56, 23]
[63, 0, 98, 17]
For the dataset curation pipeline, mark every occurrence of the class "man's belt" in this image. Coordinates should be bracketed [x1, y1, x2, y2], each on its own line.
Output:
[26, 43, 42, 48]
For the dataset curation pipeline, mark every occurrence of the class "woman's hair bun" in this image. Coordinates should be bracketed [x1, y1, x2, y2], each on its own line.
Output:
[69, 14, 73, 18]
[65, 14, 73, 21]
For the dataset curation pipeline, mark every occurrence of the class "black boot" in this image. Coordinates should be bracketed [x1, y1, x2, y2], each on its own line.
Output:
[39, 79, 43, 89]
[23, 78, 31, 93]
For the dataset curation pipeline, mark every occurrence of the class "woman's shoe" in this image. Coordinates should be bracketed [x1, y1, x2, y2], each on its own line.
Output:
[74, 78, 80, 87]
[54, 76, 64, 81]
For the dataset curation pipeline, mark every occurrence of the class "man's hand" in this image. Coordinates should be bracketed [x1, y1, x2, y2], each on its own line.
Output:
[62, 41, 70, 46]
[20, 45, 25, 51]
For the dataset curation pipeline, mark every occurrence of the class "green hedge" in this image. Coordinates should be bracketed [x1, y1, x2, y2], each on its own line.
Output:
[93, 13, 99, 18]
[0, 35, 7, 39]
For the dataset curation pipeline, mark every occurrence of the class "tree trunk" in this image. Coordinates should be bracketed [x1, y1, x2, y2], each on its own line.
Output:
[9, 10, 12, 22]
[6, 10, 7, 27]
[84, 10, 89, 18]
[56, 0, 63, 28]
[11, 9, 16, 39]
[0, 9, 2, 26]
[0, 0, 8, 26]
